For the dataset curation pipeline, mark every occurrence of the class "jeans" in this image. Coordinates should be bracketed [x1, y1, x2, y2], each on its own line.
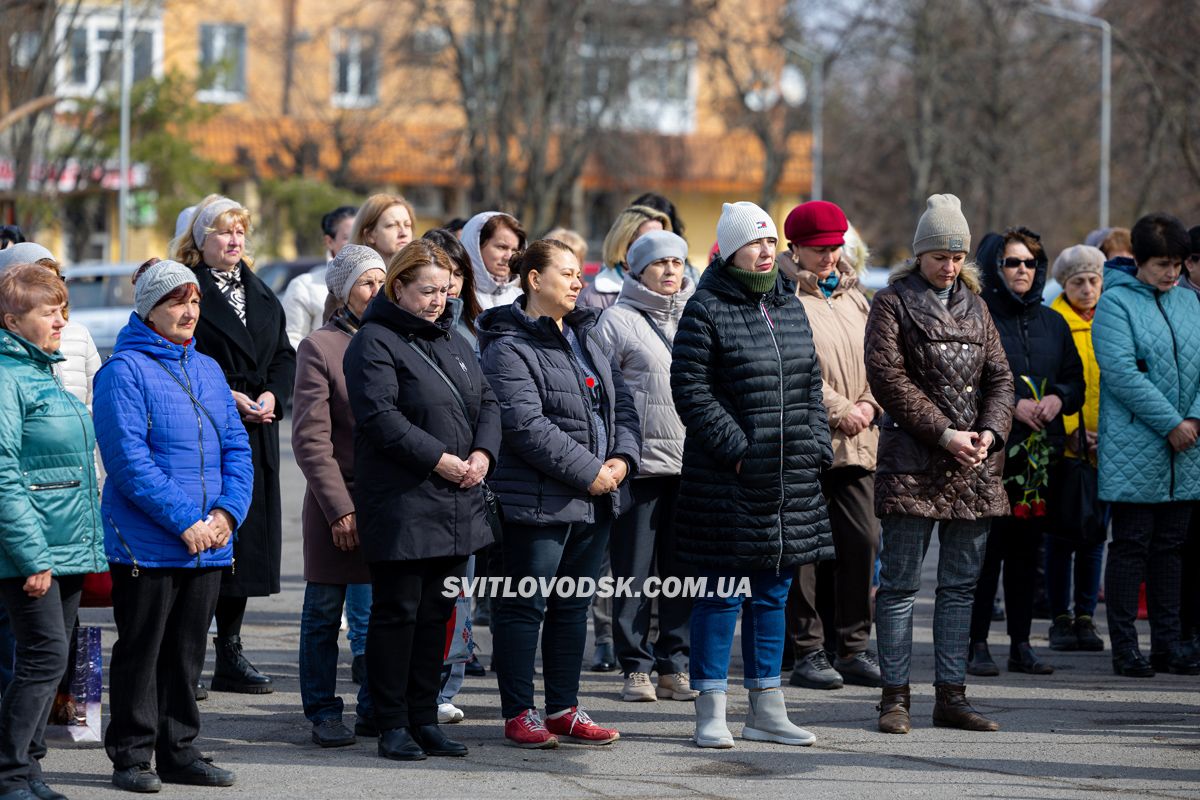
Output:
[344, 583, 371, 658]
[1044, 535, 1104, 619]
[876, 516, 989, 687]
[367, 557, 464, 730]
[0, 575, 82, 791]
[105, 566, 220, 772]
[299, 583, 373, 724]
[611, 477, 690, 676]
[690, 570, 792, 692]
[1105, 502, 1191, 656]
[970, 514, 1042, 646]
[493, 506, 611, 720]
[0, 607, 14, 694]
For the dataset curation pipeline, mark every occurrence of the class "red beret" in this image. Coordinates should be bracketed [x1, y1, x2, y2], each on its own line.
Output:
[784, 201, 848, 247]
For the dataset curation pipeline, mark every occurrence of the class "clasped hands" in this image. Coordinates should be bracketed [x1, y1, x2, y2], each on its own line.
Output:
[1013, 395, 1062, 432]
[944, 429, 995, 468]
[837, 401, 876, 436]
[435, 450, 491, 489]
[180, 508, 236, 555]
[232, 390, 277, 425]
[588, 458, 629, 496]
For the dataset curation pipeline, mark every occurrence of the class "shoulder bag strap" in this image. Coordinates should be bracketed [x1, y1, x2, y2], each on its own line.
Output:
[635, 309, 673, 352]
[400, 337, 472, 423]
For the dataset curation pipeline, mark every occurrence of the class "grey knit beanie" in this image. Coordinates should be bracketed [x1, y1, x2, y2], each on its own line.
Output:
[627, 230, 689, 276]
[0, 242, 54, 272]
[191, 197, 242, 247]
[135, 260, 199, 319]
[174, 205, 197, 241]
[1052, 244, 1106, 285]
[913, 194, 970, 256]
[717, 202, 777, 259]
[325, 244, 385, 303]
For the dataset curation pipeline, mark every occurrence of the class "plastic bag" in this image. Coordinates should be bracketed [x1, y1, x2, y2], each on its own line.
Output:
[46, 626, 102, 744]
[443, 592, 473, 665]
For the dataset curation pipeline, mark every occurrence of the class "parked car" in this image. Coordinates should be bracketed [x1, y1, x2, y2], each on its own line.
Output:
[63, 261, 139, 359]
[256, 258, 325, 296]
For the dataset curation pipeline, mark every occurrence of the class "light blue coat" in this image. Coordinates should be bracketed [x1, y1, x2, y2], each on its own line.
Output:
[1092, 265, 1200, 503]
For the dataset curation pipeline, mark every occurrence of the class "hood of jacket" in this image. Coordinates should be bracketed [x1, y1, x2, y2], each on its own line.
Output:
[463, 211, 523, 299]
[476, 295, 600, 352]
[361, 291, 453, 342]
[113, 312, 198, 363]
[592, 265, 624, 295]
[0, 328, 64, 371]
[779, 254, 861, 298]
[697, 256, 798, 307]
[1050, 293, 1093, 335]
[888, 259, 982, 293]
[1102, 260, 1154, 297]
[614, 272, 695, 323]
[979, 231, 1049, 315]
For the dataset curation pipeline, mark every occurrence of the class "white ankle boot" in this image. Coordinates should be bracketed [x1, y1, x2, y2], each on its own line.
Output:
[693, 690, 735, 748]
[743, 688, 816, 746]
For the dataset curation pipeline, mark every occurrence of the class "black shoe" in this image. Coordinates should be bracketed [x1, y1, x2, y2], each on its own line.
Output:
[464, 654, 486, 677]
[410, 723, 468, 757]
[158, 758, 235, 787]
[112, 763, 161, 793]
[590, 642, 616, 673]
[378, 727, 427, 761]
[991, 598, 1006, 622]
[355, 716, 379, 737]
[1149, 650, 1200, 675]
[1073, 615, 1105, 652]
[193, 680, 208, 701]
[210, 635, 273, 694]
[1048, 615, 1078, 651]
[1008, 642, 1054, 675]
[351, 654, 366, 686]
[27, 780, 67, 800]
[789, 649, 844, 689]
[834, 651, 883, 687]
[312, 718, 356, 748]
[966, 641, 1000, 677]
[1112, 649, 1155, 677]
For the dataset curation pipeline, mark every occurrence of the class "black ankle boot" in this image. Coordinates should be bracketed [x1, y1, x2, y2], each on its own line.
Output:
[210, 635, 274, 694]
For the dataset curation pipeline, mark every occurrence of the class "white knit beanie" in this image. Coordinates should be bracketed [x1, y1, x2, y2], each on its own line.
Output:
[913, 194, 970, 256]
[716, 202, 777, 260]
[325, 244, 385, 304]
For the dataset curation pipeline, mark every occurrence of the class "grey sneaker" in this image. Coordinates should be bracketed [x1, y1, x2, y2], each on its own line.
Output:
[789, 649, 844, 690]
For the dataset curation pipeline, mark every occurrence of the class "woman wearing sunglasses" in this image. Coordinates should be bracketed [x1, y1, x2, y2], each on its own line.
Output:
[967, 228, 1085, 679]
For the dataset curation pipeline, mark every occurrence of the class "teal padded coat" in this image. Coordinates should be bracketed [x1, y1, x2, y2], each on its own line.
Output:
[1092, 264, 1200, 503]
[0, 328, 105, 580]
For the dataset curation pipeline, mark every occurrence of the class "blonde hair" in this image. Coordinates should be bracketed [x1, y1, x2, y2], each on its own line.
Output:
[351, 194, 416, 253]
[842, 223, 871, 275]
[601, 205, 671, 269]
[169, 194, 254, 269]
[384, 240, 453, 303]
[890, 255, 982, 293]
[544, 227, 588, 266]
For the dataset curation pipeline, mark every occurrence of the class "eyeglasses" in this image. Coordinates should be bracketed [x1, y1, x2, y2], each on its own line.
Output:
[1000, 257, 1037, 271]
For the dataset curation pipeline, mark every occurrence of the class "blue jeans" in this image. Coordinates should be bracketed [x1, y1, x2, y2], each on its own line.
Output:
[690, 570, 792, 692]
[344, 583, 371, 658]
[299, 582, 372, 724]
[876, 516, 989, 687]
[1045, 536, 1104, 619]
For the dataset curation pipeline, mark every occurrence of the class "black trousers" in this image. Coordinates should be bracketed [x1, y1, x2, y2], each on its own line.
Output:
[0, 574, 82, 791]
[105, 565, 221, 772]
[1106, 502, 1191, 656]
[367, 557, 465, 730]
[789, 467, 879, 658]
[970, 514, 1042, 647]
[1181, 505, 1200, 640]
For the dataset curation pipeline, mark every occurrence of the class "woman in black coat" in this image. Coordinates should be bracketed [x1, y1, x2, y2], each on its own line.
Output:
[968, 228, 1085, 678]
[172, 196, 295, 695]
[343, 240, 501, 762]
[671, 202, 833, 750]
[477, 239, 641, 750]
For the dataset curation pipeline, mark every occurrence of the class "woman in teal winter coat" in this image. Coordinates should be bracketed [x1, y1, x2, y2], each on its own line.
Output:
[0, 263, 105, 800]
[1093, 213, 1200, 678]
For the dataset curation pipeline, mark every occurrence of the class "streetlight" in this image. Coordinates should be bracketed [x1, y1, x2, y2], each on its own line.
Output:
[783, 42, 824, 202]
[118, 0, 132, 262]
[1031, 4, 1111, 229]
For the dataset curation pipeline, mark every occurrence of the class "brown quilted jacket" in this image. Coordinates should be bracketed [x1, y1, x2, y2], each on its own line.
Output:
[864, 270, 1014, 520]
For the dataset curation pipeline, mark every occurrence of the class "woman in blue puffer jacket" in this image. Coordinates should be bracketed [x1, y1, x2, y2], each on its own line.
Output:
[93, 260, 253, 792]
[1093, 213, 1200, 679]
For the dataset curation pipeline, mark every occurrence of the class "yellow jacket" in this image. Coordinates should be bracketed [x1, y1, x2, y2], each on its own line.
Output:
[1051, 294, 1100, 447]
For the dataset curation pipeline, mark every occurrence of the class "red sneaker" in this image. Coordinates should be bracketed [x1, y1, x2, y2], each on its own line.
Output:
[544, 707, 620, 745]
[504, 709, 559, 749]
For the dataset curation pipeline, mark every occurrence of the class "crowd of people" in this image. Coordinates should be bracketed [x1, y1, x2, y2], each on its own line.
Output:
[0, 186, 1197, 798]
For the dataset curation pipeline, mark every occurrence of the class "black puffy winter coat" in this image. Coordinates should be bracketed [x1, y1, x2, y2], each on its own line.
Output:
[343, 293, 502, 563]
[670, 260, 833, 572]
[477, 298, 641, 526]
[977, 232, 1085, 461]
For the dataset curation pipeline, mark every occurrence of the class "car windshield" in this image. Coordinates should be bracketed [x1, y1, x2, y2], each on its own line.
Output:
[66, 274, 136, 309]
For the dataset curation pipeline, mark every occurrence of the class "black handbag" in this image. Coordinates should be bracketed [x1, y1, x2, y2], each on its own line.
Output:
[1047, 455, 1106, 545]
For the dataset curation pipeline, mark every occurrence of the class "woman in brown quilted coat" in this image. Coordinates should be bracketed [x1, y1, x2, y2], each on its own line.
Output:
[863, 194, 1014, 735]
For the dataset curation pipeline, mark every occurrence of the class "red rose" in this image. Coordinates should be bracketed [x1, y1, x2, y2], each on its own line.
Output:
[1031, 499, 1047, 517]
[1013, 502, 1032, 519]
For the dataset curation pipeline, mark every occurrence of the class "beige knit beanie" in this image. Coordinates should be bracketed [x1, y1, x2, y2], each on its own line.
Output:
[913, 194, 970, 256]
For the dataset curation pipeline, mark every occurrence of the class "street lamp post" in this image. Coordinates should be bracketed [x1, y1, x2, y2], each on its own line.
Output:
[783, 42, 824, 202]
[1031, 4, 1111, 230]
[118, 0, 132, 262]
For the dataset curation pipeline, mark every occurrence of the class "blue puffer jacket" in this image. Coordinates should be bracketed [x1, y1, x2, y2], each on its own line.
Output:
[1092, 265, 1200, 503]
[94, 314, 254, 569]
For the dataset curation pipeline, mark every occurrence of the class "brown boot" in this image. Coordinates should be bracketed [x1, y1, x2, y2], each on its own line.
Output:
[932, 684, 999, 731]
[877, 685, 911, 734]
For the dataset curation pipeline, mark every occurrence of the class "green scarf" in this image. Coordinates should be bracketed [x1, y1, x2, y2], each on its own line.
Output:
[728, 264, 779, 294]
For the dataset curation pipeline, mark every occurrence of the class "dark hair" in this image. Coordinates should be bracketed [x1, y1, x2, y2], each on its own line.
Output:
[1188, 225, 1200, 256]
[441, 217, 468, 234]
[132, 256, 161, 285]
[1131, 213, 1189, 265]
[631, 192, 685, 239]
[511, 239, 575, 294]
[480, 214, 527, 250]
[321, 206, 358, 238]
[999, 226, 1044, 264]
[0, 225, 25, 248]
[423, 228, 481, 333]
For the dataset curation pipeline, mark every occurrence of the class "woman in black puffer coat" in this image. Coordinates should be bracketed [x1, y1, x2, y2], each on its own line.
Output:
[671, 202, 833, 750]
[967, 228, 1084, 679]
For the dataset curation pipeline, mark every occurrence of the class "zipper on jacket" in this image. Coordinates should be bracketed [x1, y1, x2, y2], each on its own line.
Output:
[553, 327, 601, 462]
[760, 299, 786, 577]
[180, 352, 209, 513]
[1155, 293, 1182, 499]
[108, 516, 140, 577]
[63, 378, 102, 572]
[29, 480, 81, 491]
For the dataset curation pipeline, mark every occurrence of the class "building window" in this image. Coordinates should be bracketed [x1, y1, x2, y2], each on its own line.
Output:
[582, 37, 697, 136]
[198, 23, 246, 103]
[56, 9, 162, 97]
[332, 29, 378, 108]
